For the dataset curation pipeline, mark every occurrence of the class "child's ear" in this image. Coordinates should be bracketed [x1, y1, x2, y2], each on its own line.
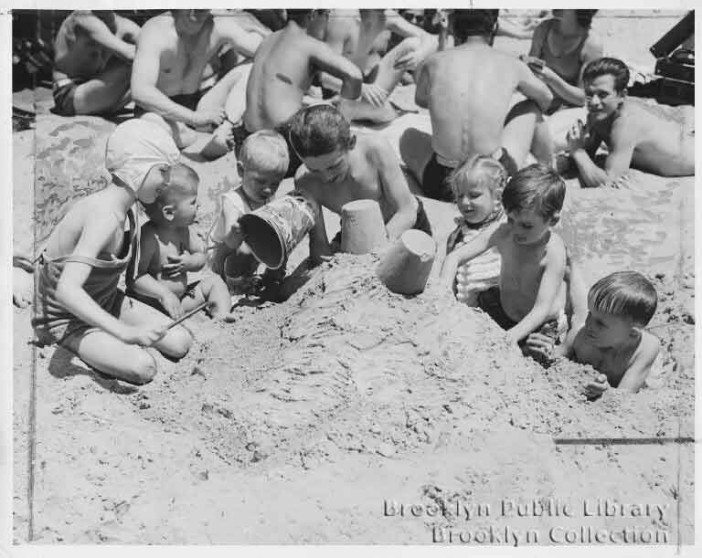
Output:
[236, 161, 244, 178]
[162, 204, 176, 222]
[550, 211, 561, 226]
[348, 135, 357, 150]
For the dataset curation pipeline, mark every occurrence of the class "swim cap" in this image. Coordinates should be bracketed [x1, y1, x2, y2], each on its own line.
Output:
[104, 119, 180, 202]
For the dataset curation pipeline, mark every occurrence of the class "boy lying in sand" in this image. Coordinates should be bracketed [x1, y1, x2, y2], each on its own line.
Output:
[566, 57, 694, 186]
[440, 164, 568, 346]
[128, 164, 233, 321]
[291, 105, 432, 266]
[243, 9, 363, 177]
[208, 131, 289, 291]
[526, 271, 660, 397]
[32, 119, 192, 385]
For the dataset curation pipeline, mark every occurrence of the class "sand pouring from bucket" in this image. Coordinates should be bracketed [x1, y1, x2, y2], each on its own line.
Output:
[377, 230, 436, 295]
[239, 193, 316, 270]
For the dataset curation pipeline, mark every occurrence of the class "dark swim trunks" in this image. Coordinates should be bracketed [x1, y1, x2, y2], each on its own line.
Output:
[421, 153, 454, 202]
[134, 87, 211, 118]
[52, 78, 82, 116]
[477, 286, 564, 343]
[497, 147, 519, 178]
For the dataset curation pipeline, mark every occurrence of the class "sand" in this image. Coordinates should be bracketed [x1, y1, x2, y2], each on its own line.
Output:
[11, 11, 695, 545]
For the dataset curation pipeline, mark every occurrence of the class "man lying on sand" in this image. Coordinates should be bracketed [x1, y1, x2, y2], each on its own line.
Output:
[526, 271, 660, 397]
[566, 57, 695, 186]
[243, 9, 362, 177]
[400, 9, 554, 202]
[52, 10, 140, 116]
[323, 9, 437, 123]
[31, 120, 193, 385]
[291, 105, 431, 266]
[131, 9, 267, 159]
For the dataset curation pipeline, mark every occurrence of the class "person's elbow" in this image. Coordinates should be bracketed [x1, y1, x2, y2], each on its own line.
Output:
[344, 67, 363, 99]
[537, 88, 554, 112]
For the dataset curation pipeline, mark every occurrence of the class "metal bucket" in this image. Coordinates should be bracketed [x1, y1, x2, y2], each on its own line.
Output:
[239, 193, 316, 270]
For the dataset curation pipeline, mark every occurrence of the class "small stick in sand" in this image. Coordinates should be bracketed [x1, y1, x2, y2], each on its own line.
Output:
[165, 301, 214, 331]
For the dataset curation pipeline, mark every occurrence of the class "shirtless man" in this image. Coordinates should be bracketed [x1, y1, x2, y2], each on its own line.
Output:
[52, 11, 140, 116]
[291, 105, 432, 265]
[243, 9, 363, 176]
[566, 57, 694, 186]
[131, 9, 266, 159]
[323, 9, 438, 123]
[400, 9, 554, 202]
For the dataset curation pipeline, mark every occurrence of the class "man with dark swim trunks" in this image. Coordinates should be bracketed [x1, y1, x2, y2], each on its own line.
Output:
[400, 9, 553, 202]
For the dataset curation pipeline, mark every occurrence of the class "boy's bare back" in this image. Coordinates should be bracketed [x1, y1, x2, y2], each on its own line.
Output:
[418, 45, 534, 164]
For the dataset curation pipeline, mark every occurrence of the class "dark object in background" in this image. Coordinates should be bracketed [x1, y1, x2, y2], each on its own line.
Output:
[244, 9, 286, 32]
[651, 11, 694, 106]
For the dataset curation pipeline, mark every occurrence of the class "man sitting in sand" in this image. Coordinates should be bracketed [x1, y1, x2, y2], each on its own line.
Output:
[52, 10, 140, 116]
[400, 9, 554, 202]
[291, 105, 432, 266]
[131, 9, 267, 159]
[566, 57, 694, 186]
[243, 9, 363, 177]
[322, 9, 438, 123]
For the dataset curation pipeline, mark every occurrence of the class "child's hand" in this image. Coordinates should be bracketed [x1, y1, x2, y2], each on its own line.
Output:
[523, 332, 557, 365]
[119, 323, 168, 347]
[159, 291, 183, 319]
[161, 254, 186, 277]
[583, 374, 609, 400]
[566, 119, 588, 152]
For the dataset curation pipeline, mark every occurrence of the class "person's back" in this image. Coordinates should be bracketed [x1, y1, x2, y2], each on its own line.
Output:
[244, 21, 316, 131]
[54, 11, 114, 80]
[422, 45, 524, 164]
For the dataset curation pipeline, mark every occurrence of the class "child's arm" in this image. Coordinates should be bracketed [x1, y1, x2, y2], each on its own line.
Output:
[373, 138, 417, 239]
[296, 179, 332, 266]
[439, 225, 501, 293]
[616, 333, 660, 393]
[129, 225, 184, 318]
[56, 213, 167, 345]
[506, 238, 567, 344]
[75, 11, 137, 61]
[179, 227, 207, 272]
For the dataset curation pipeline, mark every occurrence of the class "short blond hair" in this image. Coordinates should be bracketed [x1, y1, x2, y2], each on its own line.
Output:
[448, 155, 508, 200]
[240, 130, 289, 175]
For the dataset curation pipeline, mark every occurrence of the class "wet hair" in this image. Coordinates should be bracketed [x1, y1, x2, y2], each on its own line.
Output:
[575, 9, 598, 29]
[501, 163, 566, 220]
[286, 9, 329, 26]
[582, 57, 630, 93]
[588, 271, 658, 327]
[288, 105, 353, 159]
[452, 9, 499, 44]
[142, 163, 199, 219]
[449, 155, 508, 200]
[239, 130, 289, 175]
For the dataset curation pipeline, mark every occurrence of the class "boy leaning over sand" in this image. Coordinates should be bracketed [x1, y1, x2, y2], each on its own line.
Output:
[208, 130, 289, 289]
[32, 119, 192, 385]
[440, 164, 568, 346]
[292, 104, 432, 266]
[526, 271, 660, 398]
[565, 57, 694, 186]
[128, 164, 233, 321]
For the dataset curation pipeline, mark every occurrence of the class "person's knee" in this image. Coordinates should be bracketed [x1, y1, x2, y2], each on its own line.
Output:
[129, 351, 158, 385]
[165, 326, 193, 359]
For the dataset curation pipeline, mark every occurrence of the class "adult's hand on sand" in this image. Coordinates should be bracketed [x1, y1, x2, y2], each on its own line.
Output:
[159, 291, 184, 319]
[583, 374, 609, 400]
[13, 267, 34, 308]
[523, 332, 557, 366]
[120, 323, 168, 347]
[189, 108, 226, 131]
[361, 83, 389, 108]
